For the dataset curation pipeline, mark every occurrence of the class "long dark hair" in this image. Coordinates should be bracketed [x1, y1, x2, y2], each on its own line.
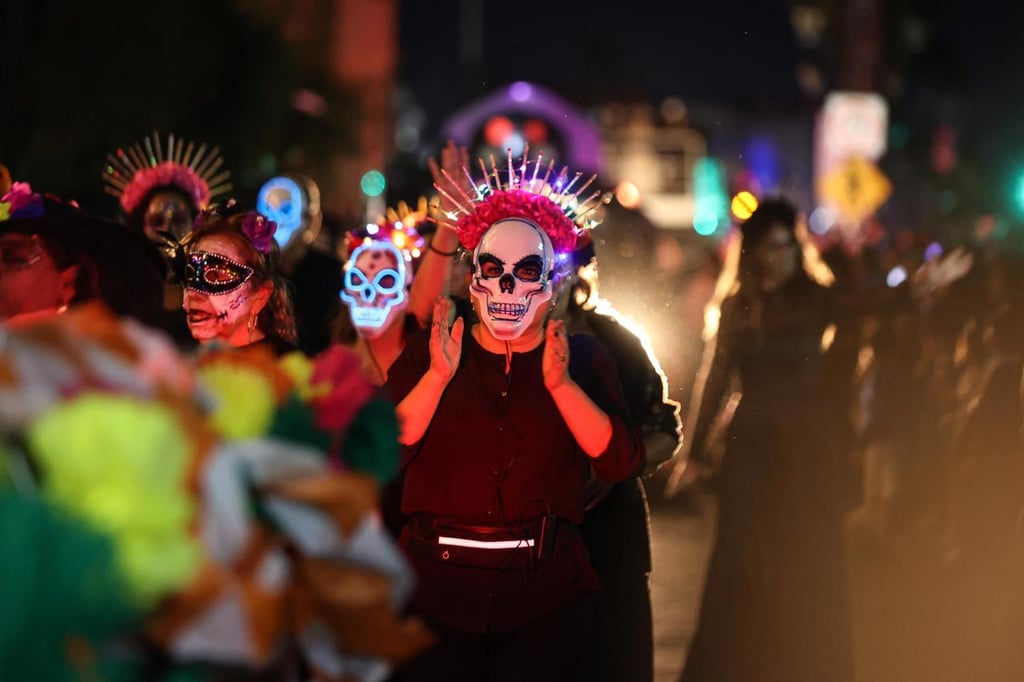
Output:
[703, 196, 833, 341]
[183, 212, 298, 344]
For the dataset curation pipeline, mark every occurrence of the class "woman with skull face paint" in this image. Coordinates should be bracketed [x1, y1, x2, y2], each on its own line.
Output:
[667, 197, 857, 682]
[180, 209, 297, 354]
[386, 154, 645, 682]
[103, 132, 233, 348]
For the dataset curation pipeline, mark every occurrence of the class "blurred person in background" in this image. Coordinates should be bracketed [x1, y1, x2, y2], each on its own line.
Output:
[944, 293, 1024, 682]
[667, 196, 856, 682]
[558, 231, 682, 682]
[102, 132, 233, 348]
[331, 141, 466, 386]
[1, 181, 164, 328]
[332, 143, 466, 539]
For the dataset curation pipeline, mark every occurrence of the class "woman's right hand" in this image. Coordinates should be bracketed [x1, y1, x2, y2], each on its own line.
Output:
[428, 297, 464, 383]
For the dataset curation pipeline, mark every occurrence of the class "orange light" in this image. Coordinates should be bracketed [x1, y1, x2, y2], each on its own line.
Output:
[484, 116, 515, 147]
[615, 181, 641, 209]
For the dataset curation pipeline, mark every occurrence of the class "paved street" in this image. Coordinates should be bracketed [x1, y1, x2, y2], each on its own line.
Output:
[648, 489, 715, 682]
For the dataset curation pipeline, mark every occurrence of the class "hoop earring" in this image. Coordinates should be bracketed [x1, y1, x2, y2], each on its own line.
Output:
[247, 315, 257, 335]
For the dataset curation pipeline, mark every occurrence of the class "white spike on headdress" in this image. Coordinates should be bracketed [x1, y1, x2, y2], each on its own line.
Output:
[102, 132, 232, 214]
[434, 150, 608, 253]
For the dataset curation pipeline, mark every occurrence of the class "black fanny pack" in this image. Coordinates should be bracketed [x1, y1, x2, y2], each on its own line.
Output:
[406, 514, 565, 570]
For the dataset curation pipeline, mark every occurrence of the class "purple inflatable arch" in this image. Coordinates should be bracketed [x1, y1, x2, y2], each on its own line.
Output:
[440, 81, 605, 175]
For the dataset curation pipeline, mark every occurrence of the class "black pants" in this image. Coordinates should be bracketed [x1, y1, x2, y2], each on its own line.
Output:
[580, 478, 654, 682]
[391, 592, 596, 682]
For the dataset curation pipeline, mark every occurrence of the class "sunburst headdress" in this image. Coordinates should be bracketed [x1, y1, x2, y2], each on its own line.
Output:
[102, 131, 232, 215]
[431, 146, 608, 253]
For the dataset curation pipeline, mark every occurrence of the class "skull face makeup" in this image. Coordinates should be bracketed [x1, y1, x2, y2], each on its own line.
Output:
[340, 241, 410, 339]
[182, 235, 268, 346]
[470, 218, 555, 340]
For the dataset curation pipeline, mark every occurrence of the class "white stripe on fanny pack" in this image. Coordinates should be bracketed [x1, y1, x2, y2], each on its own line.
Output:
[437, 535, 535, 550]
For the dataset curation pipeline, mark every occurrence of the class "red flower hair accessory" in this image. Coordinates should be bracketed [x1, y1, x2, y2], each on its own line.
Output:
[240, 212, 277, 254]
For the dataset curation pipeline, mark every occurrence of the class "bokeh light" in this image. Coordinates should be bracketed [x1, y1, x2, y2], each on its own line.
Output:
[360, 170, 386, 197]
[731, 191, 759, 220]
[615, 181, 641, 208]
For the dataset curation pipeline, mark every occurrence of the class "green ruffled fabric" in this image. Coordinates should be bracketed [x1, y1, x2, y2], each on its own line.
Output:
[342, 399, 400, 483]
[0, 492, 140, 682]
[268, 393, 332, 453]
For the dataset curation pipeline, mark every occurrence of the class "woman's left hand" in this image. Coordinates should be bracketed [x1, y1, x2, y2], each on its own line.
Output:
[428, 140, 471, 217]
[543, 320, 571, 392]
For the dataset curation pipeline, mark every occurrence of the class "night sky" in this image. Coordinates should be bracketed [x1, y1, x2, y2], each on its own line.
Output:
[398, 0, 1024, 159]
[399, 0, 803, 125]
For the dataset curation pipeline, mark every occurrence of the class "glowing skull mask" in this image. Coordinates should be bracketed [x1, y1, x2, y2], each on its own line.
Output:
[470, 218, 555, 340]
[340, 241, 410, 338]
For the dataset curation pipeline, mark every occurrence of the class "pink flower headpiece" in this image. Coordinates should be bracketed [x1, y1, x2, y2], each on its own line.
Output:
[433, 148, 607, 253]
[103, 132, 232, 215]
[119, 162, 209, 215]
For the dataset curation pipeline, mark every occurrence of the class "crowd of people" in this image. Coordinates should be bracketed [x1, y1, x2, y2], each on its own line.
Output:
[0, 137, 682, 682]
[2, 123, 1022, 682]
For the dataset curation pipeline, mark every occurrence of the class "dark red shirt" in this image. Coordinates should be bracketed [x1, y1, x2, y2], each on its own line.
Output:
[386, 325, 645, 632]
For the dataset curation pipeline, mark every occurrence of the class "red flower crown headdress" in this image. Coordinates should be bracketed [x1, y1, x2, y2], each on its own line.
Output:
[433, 147, 607, 253]
[103, 131, 232, 215]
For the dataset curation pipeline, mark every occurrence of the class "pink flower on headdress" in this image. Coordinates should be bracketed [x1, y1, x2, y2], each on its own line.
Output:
[2, 182, 45, 219]
[455, 189, 579, 252]
[120, 161, 210, 215]
[241, 212, 277, 253]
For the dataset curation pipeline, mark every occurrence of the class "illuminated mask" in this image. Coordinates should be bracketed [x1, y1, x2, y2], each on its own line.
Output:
[256, 175, 321, 249]
[340, 241, 409, 338]
[184, 251, 254, 295]
[470, 218, 555, 340]
[257, 176, 304, 247]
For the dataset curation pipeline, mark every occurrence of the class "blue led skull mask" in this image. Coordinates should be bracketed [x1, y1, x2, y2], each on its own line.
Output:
[256, 175, 322, 250]
[470, 218, 556, 341]
[340, 241, 410, 338]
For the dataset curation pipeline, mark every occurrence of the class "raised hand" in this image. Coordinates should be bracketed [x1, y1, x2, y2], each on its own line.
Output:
[428, 297, 464, 383]
[428, 140, 472, 218]
[542, 319, 571, 392]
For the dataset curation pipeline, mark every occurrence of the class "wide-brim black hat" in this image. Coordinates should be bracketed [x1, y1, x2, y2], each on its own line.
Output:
[1, 212, 168, 327]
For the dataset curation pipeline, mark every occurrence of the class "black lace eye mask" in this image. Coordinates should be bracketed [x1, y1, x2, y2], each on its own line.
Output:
[183, 250, 254, 295]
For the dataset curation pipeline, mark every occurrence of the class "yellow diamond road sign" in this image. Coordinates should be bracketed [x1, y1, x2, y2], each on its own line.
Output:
[818, 157, 892, 224]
